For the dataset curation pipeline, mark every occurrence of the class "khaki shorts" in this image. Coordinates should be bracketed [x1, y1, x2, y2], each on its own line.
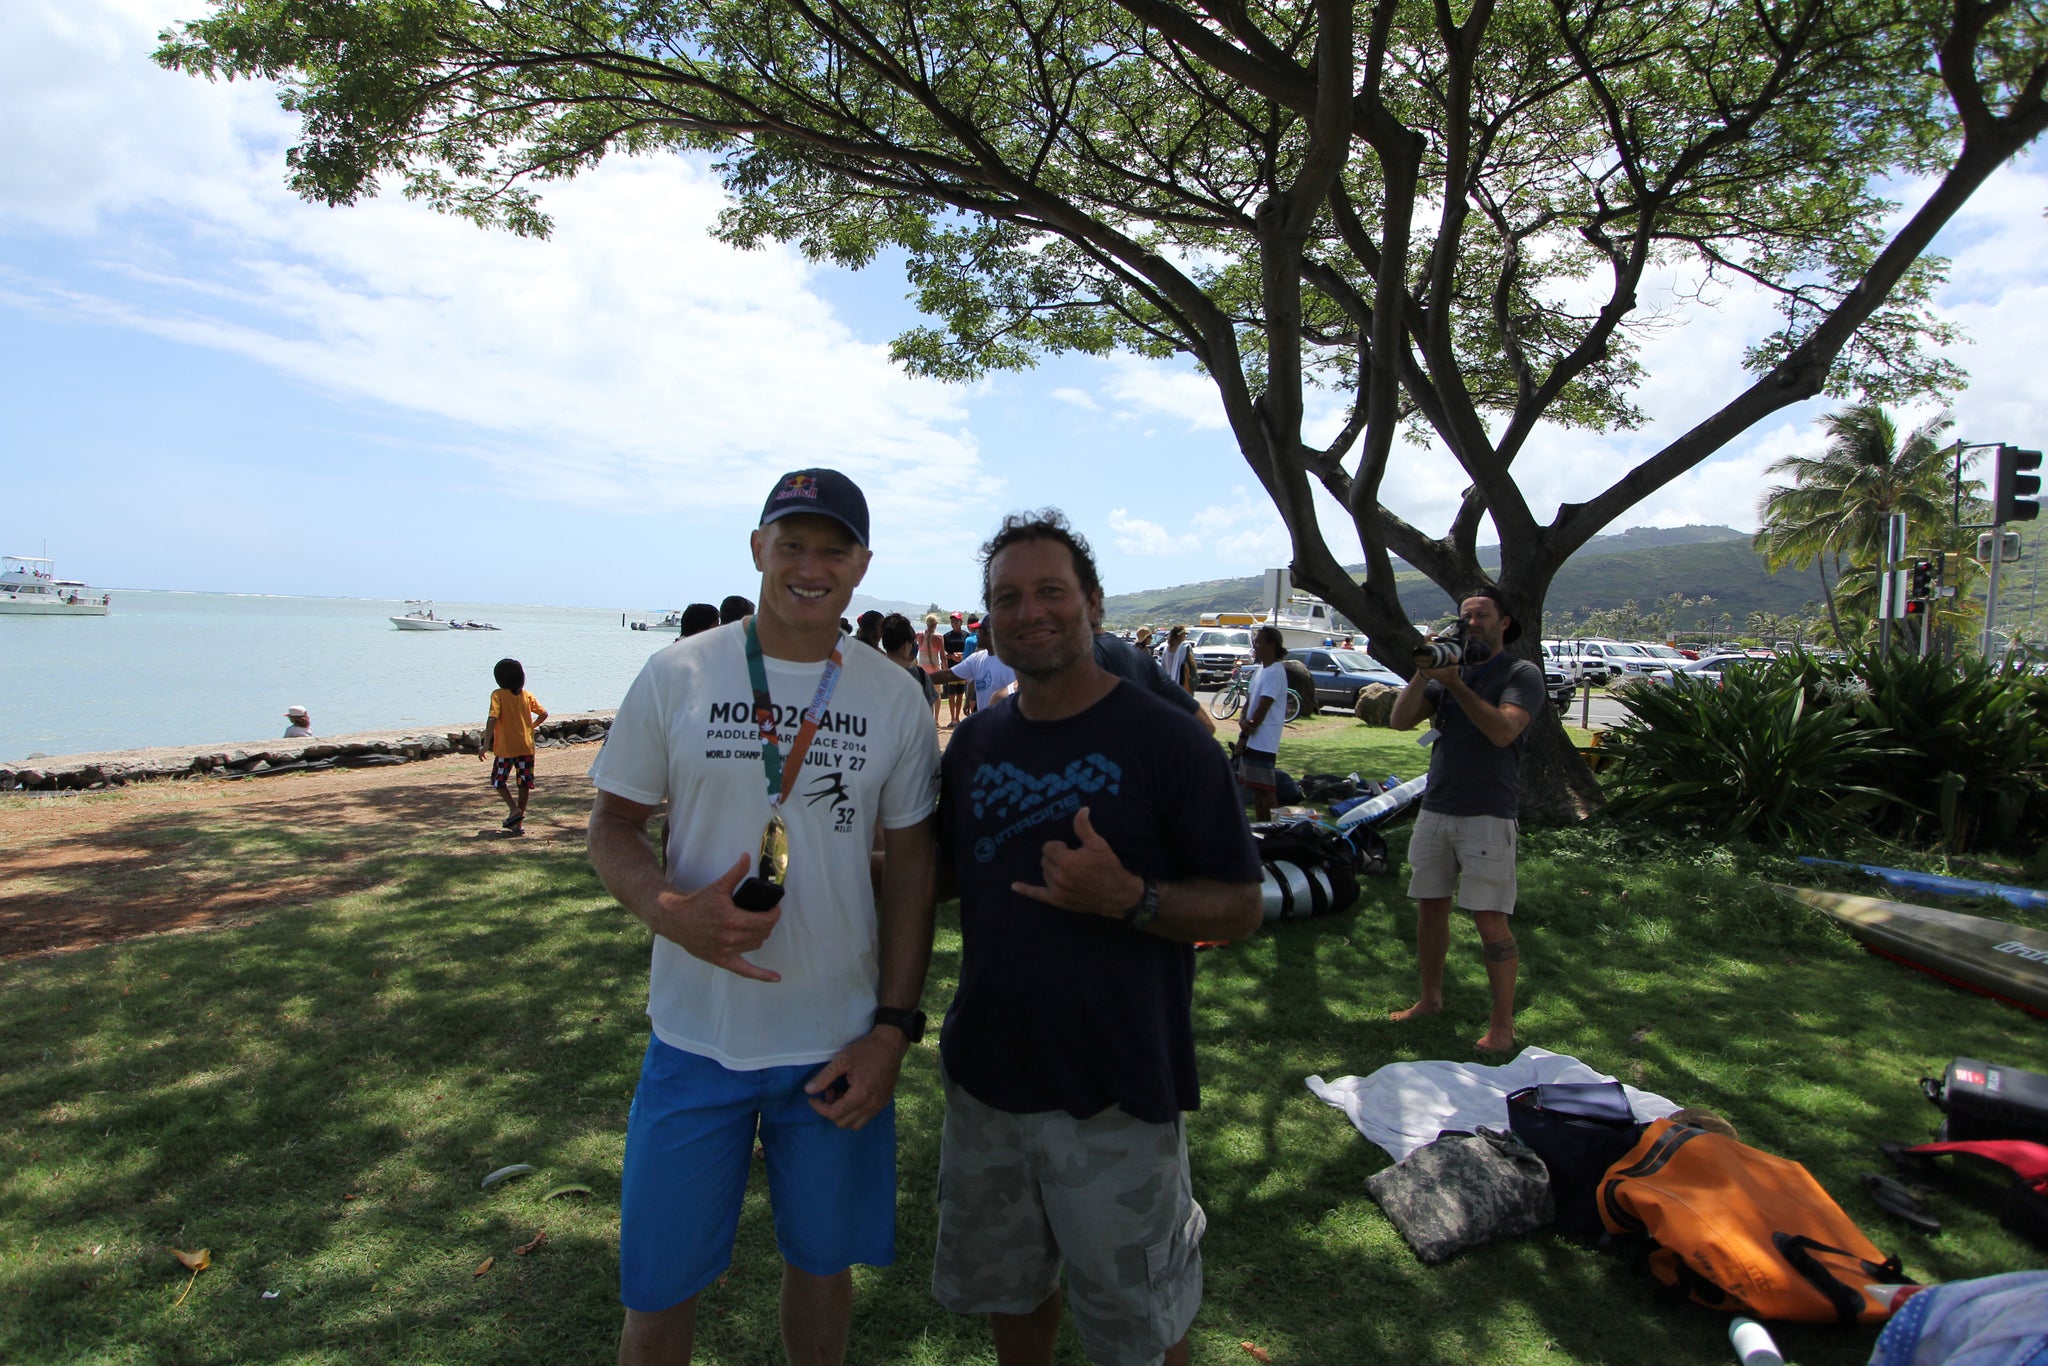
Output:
[932, 1073, 1206, 1366]
[1405, 808, 1519, 913]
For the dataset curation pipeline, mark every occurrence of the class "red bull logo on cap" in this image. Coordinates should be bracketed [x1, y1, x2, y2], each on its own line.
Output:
[775, 473, 820, 502]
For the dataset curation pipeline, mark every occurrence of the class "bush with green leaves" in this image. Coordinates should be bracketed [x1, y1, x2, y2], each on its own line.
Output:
[1601, 657, 1903, 844]
[1836, 649, 2048, 851]
[1603, 650, 2048, 851]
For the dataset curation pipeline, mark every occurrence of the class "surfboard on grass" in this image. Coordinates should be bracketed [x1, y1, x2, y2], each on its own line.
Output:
[1776, 886, 2048, 1019]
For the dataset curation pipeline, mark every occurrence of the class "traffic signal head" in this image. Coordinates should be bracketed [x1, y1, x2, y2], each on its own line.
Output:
[1910, 558, 1932, 600]
[1995, 444, 2043, 523]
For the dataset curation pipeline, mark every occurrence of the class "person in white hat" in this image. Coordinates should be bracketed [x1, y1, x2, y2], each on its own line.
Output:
[282, 706, 312, 739]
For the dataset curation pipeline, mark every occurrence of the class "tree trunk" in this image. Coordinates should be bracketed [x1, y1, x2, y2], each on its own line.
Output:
[1497, 551, 1603, 824]
[1519, 697, 1604, 824]
[1819, 553, 1846, 648]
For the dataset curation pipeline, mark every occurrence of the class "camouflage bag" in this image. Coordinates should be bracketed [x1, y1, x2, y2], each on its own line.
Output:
[1367, 1127, 1555, 1265]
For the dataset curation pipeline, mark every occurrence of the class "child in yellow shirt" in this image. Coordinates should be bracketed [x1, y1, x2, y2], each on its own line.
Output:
[481, 658, 548, 833]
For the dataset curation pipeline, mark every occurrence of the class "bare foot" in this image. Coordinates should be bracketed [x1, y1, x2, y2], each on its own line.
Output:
[1475, 1027, 1516, 1053]
[1389, 1001, 1442, 1023]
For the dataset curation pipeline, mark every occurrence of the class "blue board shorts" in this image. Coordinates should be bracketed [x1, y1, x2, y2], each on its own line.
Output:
[619, 1035, 898, 1312]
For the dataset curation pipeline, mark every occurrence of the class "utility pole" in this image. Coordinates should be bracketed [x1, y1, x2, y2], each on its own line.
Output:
[1984, 547, 2004, 662]
[1879, 513, 1906, 654]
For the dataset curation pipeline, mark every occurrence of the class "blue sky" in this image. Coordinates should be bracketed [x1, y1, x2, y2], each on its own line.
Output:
[5, 1, 2046, 614]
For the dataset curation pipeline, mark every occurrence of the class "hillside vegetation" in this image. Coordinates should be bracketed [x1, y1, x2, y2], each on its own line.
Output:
[1101, 526, 1827, 635]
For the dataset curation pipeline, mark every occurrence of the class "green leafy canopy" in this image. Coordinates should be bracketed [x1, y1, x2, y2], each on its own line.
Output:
[157, 0, 2048, 819]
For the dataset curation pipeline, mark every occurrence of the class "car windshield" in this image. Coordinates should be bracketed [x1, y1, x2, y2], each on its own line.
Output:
[1640, 644, 1685, 659]
[1328, 650, 1386, 674]
[1197, 630, 1252, 647]
[1605, 643, 1652, 658]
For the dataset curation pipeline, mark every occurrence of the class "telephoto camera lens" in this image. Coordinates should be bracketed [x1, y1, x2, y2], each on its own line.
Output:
[1414, 622, 1468, 669]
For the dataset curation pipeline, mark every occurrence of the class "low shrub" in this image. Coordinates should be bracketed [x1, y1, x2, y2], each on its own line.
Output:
[1600, 658, 1901, 844]
[1837, 649, 2048, 851]
[1602, 650, 2048, 852]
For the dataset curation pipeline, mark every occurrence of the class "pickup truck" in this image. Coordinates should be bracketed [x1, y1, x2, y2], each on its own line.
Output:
[1547, 639, 1674, 685]
[1188, 628, 1255, 687]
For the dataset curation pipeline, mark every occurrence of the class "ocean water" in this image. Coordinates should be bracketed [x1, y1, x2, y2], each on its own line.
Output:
[1, 591, 681, 762]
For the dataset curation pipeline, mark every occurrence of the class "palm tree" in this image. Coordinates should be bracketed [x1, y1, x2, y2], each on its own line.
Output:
[1754, 404, 1968, 646]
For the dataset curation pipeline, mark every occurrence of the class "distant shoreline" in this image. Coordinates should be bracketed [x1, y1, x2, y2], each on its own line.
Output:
[0, 712, 615, 793]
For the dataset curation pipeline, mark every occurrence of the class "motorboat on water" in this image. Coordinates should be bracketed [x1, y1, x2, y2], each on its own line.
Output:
[389, 600, 498, 631]
[391, 600, 456, 630]
[0, 555, 110, 616]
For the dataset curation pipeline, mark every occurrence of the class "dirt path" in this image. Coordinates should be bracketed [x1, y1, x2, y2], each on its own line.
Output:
[0, 747, 601, 962]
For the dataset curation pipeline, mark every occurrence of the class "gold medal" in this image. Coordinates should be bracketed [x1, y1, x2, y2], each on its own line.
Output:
[758, 810, 790, 885]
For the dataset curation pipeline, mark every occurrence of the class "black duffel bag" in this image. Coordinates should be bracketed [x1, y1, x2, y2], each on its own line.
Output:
[1506, 1081, 1643, 1236]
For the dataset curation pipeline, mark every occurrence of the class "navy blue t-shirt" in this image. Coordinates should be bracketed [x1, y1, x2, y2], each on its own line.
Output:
[938, 681, 1259, 1123]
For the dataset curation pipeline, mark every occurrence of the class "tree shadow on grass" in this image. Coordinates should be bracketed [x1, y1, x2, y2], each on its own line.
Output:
[5, 816, 2042, 1365]
[1, 846, 644, 1365]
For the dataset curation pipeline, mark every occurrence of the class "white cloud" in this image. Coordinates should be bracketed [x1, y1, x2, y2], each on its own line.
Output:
[0, 0, 990, 556]
[1106, 508, 1195, 555]
[1099, 354, 1230, 430]
[1108, 488, 1298, 566]
[1050, 387, 1098, 410]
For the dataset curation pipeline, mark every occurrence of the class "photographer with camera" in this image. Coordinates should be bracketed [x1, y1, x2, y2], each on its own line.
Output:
[1387, 588, 1545, 1053]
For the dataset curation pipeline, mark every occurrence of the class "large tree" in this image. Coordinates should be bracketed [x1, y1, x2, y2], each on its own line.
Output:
[158, 0, 2048, 817]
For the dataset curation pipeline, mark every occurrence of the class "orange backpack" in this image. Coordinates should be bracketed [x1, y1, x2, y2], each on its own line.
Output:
[1598, 1119, 1908, 1324]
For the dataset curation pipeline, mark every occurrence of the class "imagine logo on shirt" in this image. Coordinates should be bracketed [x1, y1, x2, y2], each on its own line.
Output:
[967, 755, 1124, 863]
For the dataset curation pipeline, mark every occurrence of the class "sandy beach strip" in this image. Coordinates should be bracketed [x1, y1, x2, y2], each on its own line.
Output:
[0, 731, 610, 963]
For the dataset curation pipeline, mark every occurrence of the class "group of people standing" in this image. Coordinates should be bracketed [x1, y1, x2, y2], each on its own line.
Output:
[583, 466, 1544, 1365]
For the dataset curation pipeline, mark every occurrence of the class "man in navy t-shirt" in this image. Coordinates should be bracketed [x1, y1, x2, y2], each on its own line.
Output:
[931, 511, 1261, 1366]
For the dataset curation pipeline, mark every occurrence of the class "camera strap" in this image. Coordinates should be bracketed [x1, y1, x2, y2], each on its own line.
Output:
[744, 616, 846, 809]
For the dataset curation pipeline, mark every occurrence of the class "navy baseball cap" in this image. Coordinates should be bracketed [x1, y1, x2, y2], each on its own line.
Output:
[759, 468, 870, 546]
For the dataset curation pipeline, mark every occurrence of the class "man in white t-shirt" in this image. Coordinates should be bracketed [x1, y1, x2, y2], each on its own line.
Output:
[1232, 626, 1291, 820]
[586, 468, 940, 1366]
[929, 616, 1018, 711]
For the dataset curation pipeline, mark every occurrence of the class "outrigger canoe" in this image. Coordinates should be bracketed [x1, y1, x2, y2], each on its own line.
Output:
[1777, 886, 2048, 1019]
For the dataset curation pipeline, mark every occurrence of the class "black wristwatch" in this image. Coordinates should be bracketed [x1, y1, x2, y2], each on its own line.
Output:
[872, 1005, 927, 1042]
[1123, 878, 1162, 930]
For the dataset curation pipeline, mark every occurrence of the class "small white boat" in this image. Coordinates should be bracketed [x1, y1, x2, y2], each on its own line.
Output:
[390, 600, 458, 631]
[0, 556, 110, 616]
[1200, 595, 1356, 650]
[390, 601, 497, 631]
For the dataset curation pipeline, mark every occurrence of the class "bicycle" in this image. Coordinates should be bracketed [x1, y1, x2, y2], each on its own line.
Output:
[1208, 666, 1303, 723]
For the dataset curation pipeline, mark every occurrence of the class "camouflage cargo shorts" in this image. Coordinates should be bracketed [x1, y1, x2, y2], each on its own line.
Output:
[931, 1073, 1206, 1366]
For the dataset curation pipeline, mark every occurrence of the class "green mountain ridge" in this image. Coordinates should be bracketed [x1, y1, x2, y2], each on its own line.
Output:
[1102, 524, 1829, 635]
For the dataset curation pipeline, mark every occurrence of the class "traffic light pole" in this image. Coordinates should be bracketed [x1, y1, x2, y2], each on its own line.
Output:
[1880, 513, 1906, 655]
[1983, 526, 2005, 663]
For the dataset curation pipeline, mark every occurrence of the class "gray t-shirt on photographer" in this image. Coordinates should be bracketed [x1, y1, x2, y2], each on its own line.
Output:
[1420, 654, 1546, 820]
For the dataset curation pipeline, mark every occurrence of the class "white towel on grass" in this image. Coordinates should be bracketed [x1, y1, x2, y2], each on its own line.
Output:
[1306, 1046, 1682, 1162]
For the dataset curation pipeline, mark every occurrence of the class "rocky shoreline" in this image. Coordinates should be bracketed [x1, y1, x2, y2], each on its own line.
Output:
[0, 711, 616, 793]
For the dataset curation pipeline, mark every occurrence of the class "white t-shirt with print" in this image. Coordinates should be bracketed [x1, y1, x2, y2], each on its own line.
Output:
[1245, 661, 1290, 753]
[950, 650, 1017, 709]
[590, 621, 942, 1070]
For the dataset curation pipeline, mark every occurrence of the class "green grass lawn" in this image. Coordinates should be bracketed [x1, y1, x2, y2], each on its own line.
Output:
[4, 723, 2044, 1364]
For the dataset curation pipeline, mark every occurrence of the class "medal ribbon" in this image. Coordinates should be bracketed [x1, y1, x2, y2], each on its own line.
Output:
[744, 616, 845, 808]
